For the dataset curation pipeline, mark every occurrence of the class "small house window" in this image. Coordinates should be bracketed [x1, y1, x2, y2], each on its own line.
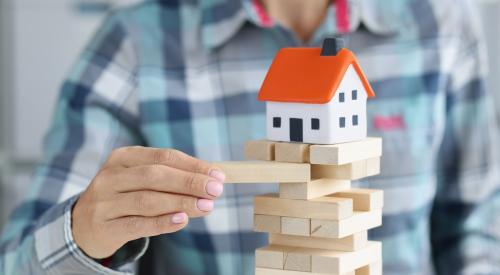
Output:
[273, 117, 281, 128]
[352, 115, 358, 126]
[339, 92, 345, 102]
[339, 117, 346, 128]
[311, 118, 320, 130]
[352, 90, 358, 100]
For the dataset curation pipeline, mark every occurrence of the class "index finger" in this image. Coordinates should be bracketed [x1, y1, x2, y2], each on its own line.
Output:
[106, 146, 225, 180]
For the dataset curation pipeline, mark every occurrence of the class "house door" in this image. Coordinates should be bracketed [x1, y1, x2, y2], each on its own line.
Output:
[289, 118, 303, 142]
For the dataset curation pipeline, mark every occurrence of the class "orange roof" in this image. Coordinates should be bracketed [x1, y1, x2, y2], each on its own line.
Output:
[258, 48, 375, 104]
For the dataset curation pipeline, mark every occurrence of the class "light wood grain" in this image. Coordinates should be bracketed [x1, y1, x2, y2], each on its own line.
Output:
[285, 252, 311, 272]
[254, 214, 281, 233]
[255, 246, 284, 269]
[245, 140, 276, 161]
[254, 193, 353, 220]
[269, 231, 368, 252]
[279, 179, 351, 200]
[311, 241, 382, 274]
[331, 189, 384, 211]
[310, 138, 382, 165]
[281, 217, 311, 236]
[311, 209, 382, 238]
[356, 261, 382, 275]
[311, 157, 380, 180]
[255, 242, 381, 275]
[275, 142, 310, 163]
[213, 161, 310, 183]
[255, 267, 355, 275]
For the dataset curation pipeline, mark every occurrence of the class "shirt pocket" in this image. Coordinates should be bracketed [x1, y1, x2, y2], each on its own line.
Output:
[367, 75, 447, 179]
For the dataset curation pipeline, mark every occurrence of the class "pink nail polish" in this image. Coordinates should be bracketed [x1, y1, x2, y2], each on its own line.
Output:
[206, 181, 224, 197]
[197, 199, 214, 212]
[209, 169, 226, 182]
[171, 212, 187, 224]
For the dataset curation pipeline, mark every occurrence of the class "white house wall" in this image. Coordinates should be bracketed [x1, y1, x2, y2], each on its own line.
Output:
[266, 64, 369, 144]
[327, 64, 368, 144]
[266, 101, 331, 144]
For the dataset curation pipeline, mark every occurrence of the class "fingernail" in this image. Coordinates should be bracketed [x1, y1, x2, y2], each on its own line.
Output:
[197, 199, 214, 212]
[171, 212, 187, 224]
[209, 169, 226, 182]
[206, 181, 224, 197]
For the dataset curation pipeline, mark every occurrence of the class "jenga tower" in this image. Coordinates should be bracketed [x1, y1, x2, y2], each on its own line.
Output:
[214, 138, 383, 274]
[247, 138, 383, 275]
[215, 37, 383, 274]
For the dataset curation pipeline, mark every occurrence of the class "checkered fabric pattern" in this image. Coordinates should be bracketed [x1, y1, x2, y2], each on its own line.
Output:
[1, 0, 500, 274]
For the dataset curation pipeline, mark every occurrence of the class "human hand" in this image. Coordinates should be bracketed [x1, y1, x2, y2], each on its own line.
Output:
[72, 146, 225, 259]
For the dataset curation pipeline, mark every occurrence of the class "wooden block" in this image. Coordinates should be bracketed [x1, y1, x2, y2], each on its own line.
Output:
[311, 241, 382, 274]
[269, 231, 368, 252]
[311, 209, 382, 238]
[255, 267, 356, 275]
[256, 268, 304, 275]
[275, 142, 310, 163]
[284, 252, 311, 272]
[309, 138, 382, 165]
[279, 179, 351, 200]
[331, 189, 384, 211]
[256, 246, 284, 269]
[365, 158, 380, 176]
[256, 245, 312, 272]
[356, 261, 382, 275]
[255, 243, 381, 275]
[254, 214, 281, 233]
[281, 217, 310, 236]
[245, 140, 276, 161]
[311, 158, 380, 180]
[213, 161, 310, 183]
[254, 193, 353, 220]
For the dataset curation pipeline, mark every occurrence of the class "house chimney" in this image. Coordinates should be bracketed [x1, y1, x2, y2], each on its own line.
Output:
[320, 37, 344, 56]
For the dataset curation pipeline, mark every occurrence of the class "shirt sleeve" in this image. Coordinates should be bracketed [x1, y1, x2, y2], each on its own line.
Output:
[431, 1, 500, 274]
[0, 11, 148, 274]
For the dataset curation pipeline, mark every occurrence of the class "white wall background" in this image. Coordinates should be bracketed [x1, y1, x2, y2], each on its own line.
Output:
[1, 0, 500, 229]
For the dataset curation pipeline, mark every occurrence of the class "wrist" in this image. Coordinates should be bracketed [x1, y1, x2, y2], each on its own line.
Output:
[70, 195, 149, 272]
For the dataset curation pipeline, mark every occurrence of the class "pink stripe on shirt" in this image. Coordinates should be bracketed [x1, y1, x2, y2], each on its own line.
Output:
[252, 0, 273, 27]
[373, 115, 406, 131]
[335, 0, 350, 33]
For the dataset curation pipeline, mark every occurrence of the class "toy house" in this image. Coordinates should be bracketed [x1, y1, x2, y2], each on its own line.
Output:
[258, 38, 376, 144]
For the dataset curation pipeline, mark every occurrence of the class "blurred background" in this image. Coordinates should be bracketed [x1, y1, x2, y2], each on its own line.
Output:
[0, 0, 499, 230]
[0, 0, 142, 228]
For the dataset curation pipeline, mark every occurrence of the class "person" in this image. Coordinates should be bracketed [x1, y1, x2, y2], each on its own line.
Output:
[1, 0, 499, 274]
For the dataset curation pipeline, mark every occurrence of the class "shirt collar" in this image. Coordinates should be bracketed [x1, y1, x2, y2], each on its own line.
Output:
[201, 0, 406, 49]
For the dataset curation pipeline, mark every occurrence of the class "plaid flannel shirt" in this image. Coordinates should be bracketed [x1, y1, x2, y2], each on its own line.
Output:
[1, 0, 500, 274]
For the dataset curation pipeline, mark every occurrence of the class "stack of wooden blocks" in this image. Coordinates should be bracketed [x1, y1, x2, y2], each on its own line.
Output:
[218, 137, 384, 275]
